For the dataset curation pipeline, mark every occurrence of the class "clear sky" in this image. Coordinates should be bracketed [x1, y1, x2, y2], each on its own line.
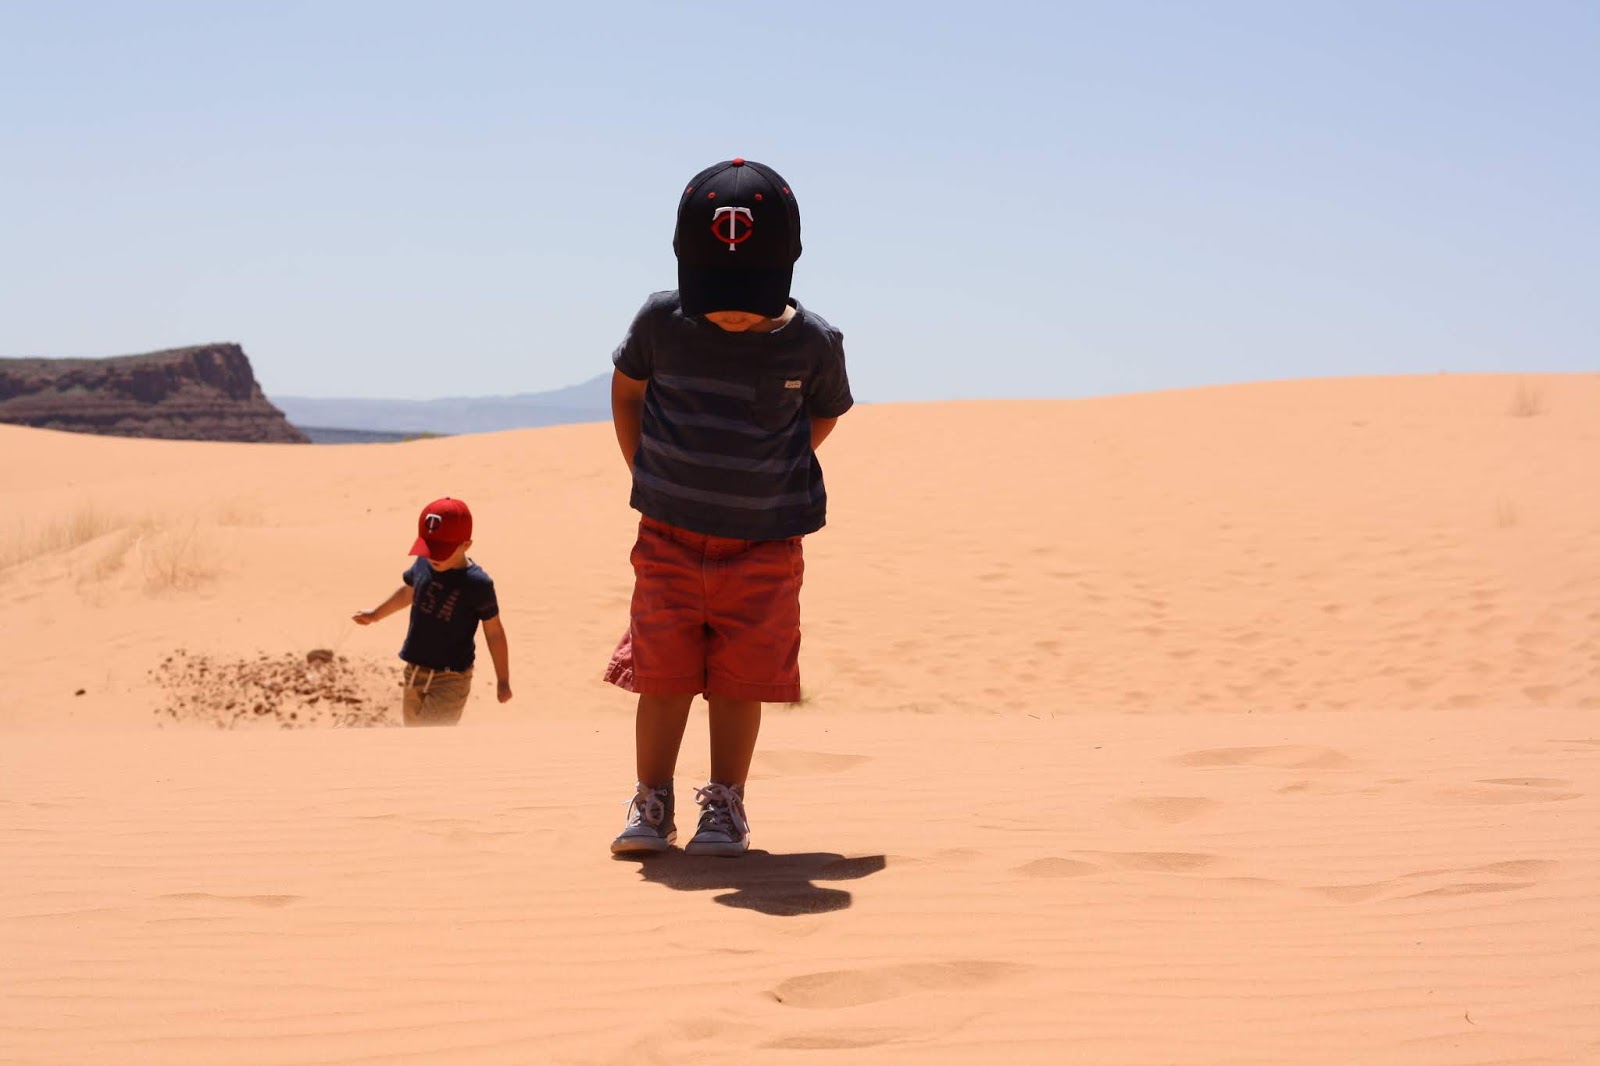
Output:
[2, 1, 1595, 402]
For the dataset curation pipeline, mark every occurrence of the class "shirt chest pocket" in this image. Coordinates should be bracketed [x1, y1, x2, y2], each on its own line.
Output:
[752, 375, 806, 431]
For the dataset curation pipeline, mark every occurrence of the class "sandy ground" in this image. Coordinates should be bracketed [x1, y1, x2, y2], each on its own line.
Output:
[1, 372, 1596, 1064]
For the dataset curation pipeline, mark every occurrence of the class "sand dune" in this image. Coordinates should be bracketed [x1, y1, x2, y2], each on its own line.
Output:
[1, 373, 1596, 1064]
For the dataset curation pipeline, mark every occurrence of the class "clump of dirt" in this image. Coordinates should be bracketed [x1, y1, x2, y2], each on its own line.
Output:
[151, 649, 396, 729]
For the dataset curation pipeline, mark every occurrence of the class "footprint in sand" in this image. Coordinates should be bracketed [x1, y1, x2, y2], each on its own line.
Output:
[1312, 882, 1391, 903]
[1429, 778, 1579, 805]
[1176, 745, 1355, 770]
[161, 892, 300, 908]
[1312, 859, 1557, 903]
[1472, 859, 1558, 878]
[769, 959, 1026, 1009]
[1089, 851, 1220, 873]
[762, 1029, 906, 1050]
[1274, 778, 1382, 796]
[891, 847, 983, 869]
[1404, 881, 1537, 899]
[760, 750, 870, 777]
[1115, 795, 1220, 824]
[1013, 857, 1099, 878]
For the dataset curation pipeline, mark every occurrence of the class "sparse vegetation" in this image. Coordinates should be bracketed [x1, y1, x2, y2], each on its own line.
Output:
[86, 528, 140, 580]
[0, 504, 123, 570]
[1508, 379, 1547, 418]
[213, 499, 264, 526]
[138, 522, 218, 592]
[0, 502, 225, 592]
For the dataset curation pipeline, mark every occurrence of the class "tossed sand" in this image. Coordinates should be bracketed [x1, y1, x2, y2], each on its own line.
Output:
[1, 373, 1596, 1064]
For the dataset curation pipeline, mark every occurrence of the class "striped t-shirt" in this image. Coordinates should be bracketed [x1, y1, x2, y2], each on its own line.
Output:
[613, 290, 854, 541]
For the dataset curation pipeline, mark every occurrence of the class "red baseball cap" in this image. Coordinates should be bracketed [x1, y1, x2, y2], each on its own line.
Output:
[409, 497, 472, 561]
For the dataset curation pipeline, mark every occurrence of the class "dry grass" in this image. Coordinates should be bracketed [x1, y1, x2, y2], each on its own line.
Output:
[0, 502, 221, 591]
[213, 499, 264, 527]
[85, 528, 141, 580]
[1508, 379, 1547, 418]
[138, 522, 219, 592]
[0, 504, 123, 571]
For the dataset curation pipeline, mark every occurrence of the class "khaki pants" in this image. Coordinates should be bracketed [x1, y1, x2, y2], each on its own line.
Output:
[400, 664, 473, 727]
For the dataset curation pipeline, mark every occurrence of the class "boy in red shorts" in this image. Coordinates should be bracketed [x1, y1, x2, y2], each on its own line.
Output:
[605, 158, 853, 857]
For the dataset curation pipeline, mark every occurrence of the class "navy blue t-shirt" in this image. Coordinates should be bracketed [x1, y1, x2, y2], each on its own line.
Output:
[398, 559, 499, 672]
[612, 290, 853, 540]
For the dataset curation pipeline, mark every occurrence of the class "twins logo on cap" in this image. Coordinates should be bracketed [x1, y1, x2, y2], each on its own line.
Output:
[673, 158, 802, 318]
[410, 497, 473, 562]
[712, 205, 754, 250]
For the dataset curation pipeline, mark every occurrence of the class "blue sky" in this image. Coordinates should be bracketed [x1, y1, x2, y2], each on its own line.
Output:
[2, 0, 1595, 402]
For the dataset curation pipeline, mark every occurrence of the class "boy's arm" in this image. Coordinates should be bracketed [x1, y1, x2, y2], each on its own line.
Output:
[481, 615, 512, 702]
[806, 328, 851, 450]
[353, 585, 412, 625]
[611, 369, 648, 471]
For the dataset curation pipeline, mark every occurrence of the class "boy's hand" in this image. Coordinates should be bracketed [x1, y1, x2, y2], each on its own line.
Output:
[496, 678, 514, 703]
[354, 586, 411, 626]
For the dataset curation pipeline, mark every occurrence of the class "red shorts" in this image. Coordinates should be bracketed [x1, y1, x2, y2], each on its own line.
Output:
[604, 516, 804, 702]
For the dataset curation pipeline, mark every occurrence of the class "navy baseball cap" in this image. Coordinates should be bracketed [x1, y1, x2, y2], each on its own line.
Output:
[673, 158, 802, 318]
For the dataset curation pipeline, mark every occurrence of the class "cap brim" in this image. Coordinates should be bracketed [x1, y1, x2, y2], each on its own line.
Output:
[678, 263, 792, 318]
[409, 536, 461, 562]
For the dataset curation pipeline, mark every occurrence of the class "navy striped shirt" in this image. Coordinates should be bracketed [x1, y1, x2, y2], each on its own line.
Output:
[613, 291, 853, 540]
[398, 559, 499, 672]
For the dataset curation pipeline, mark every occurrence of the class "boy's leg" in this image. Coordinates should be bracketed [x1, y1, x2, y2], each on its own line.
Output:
[706, 696, 761, 787]
[685, 694, 761, 857]
[401, 681, 424, 727]
[613, 692, 695, 855]
[690, 536, 802, 856]
[606, 518, 714, 854]
[636, 692, 695, 786]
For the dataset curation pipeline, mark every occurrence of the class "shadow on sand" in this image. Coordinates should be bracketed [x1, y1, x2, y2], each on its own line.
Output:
[619, 850, 888, 916]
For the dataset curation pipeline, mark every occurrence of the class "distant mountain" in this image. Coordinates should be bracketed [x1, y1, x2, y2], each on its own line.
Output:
[271, 374, 611, 437]
[0, 344, 308, 443]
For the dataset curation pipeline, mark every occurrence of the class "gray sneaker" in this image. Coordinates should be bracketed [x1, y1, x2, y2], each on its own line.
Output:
[685, 783, 750, 857]
[610, 782, 676, 855]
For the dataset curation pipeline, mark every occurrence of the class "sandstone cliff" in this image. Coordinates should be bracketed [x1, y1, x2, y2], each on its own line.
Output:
[0, 344, 308, 444]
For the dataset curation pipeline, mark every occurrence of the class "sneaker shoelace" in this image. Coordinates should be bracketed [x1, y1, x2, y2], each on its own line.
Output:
[626, 784, 669, 828]
[693, 783, 747, 839]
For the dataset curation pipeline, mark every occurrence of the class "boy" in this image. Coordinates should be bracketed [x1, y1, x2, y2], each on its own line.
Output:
[605, 158, 852, 857]
[353, 497, 512, 725]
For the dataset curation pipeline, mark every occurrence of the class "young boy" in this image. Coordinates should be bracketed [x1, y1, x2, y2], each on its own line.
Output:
[605, 158, 852, 857]
[353, 497, 512, 725]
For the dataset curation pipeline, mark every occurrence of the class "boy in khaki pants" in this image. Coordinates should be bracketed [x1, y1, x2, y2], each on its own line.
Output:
[355, 497, 511, 725]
